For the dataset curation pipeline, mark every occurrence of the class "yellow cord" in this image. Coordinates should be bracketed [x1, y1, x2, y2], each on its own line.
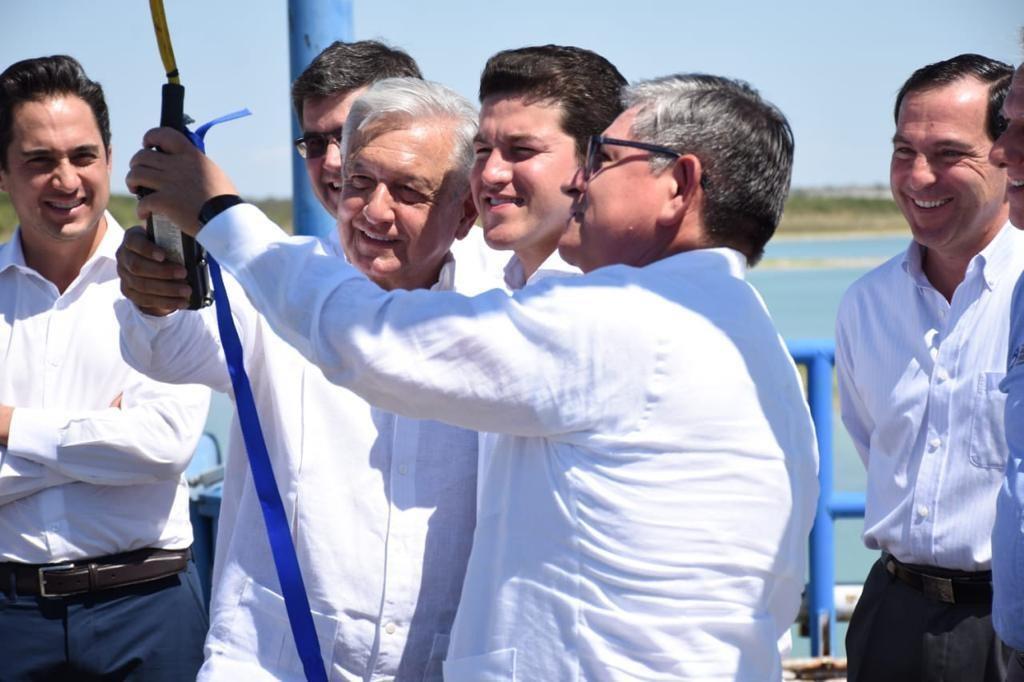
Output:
[148, 0, 180, 84]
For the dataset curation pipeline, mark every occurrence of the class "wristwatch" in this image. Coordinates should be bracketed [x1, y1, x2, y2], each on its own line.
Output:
[198, 194, 245, 226]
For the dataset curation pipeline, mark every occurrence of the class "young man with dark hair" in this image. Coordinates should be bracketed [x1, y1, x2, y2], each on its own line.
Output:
[837, 53, 1018, 681]
[472, 44, 625, 289]
[0, 54, 210, 681]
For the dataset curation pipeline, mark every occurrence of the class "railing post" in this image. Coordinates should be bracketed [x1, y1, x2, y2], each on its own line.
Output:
[806, 347, 836, 656]
[288, 0, 353, 238]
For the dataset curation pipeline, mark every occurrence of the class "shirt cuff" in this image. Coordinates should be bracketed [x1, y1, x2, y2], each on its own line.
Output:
[7, 407, 72, 465]
[198, 203, 285, 274]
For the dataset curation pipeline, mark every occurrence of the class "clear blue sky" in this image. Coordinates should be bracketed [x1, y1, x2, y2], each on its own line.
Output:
[2, 0, 1020, 198]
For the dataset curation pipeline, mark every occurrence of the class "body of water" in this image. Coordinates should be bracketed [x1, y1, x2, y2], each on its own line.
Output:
[752, 233, 909, 657]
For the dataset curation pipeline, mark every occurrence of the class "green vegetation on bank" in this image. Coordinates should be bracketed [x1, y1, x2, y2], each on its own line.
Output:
[0, 191, 906, 243]
[778, 192, 907, 235]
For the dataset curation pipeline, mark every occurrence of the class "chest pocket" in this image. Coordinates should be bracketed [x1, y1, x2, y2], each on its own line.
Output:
[216, 578, 340, 681]
[970, 371, 1009, 470]
[442, 647, 516, 682]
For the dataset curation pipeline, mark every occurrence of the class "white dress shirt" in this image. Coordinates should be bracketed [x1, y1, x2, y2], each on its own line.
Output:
[198, 204, 820, 682]
[118, 229, 492, 681]
[836, 222, 1024, 570]
[0, 213, 209, 563]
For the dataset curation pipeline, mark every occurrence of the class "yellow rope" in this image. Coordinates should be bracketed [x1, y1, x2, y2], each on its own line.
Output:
[148, 0, 180, 84]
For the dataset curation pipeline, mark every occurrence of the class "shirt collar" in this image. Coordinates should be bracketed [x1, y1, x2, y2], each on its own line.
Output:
[432, 251, 457, 292]
[0, 210, 121, 276]
[973, 221, 1017, 289]
[503, 250, 578, 290]
[502, 254, 528, 290]
[660, 246, 748, 279]
[901, 220, 1016, 291]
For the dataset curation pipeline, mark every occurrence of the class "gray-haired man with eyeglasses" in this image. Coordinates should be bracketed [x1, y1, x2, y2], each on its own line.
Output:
[126, 72, 819, 681]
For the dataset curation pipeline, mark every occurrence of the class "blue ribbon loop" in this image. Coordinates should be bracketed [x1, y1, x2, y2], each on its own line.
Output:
[190, 110, 329, 682]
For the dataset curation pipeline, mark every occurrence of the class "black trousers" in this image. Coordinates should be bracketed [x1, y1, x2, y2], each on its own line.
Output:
[1009, 650, 1024, 682]
[0, 559, 208, 681]
[846, 557, 1009, 682]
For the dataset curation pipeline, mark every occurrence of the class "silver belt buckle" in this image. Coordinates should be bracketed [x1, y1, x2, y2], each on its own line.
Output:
[38, 563, 78, 598]
[922, 575, 955, 604]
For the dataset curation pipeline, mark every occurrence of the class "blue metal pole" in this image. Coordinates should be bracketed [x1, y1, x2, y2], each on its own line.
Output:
[288, 0, 353, 237]
[806, 346, 836, 656]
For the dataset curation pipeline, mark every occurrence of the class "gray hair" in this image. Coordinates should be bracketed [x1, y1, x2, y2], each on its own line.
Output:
[625, 74, 794, 266]
[342, 77, 478, 191]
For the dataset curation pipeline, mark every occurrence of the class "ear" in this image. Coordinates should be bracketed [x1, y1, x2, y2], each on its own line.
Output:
[105, 145, 113, 172]
[0, 152, 9, 193]
[453, 191, 478, 240]
[658, 154, 703, 226]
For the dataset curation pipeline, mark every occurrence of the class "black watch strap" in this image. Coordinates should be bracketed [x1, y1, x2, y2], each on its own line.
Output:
[198, 194, 245, 226]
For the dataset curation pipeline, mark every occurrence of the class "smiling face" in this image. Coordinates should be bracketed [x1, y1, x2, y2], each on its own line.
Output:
[990, 65, 1024, 228]
[0, 95, 110, 256]
[470, 96, 580, 274]
[890, 78, 1008, 259]
[337, 119, 474, 290]
[301, 88, 367, 214]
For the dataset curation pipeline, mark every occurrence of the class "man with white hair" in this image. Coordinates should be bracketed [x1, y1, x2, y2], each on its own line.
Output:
[116, 78, 493, 680]
[127, 72, 819, 681]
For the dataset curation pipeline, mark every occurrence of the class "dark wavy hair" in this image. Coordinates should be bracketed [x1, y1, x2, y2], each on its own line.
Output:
[291, 40, 421, 121]
[894, 53, 1013, 141]
[478, 45, 626, 160]
[0, 55, 110, 170]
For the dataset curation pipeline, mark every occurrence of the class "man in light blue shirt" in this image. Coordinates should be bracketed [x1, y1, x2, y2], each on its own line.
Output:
[837, 54, 1016, 681]
[988, 41, 1024, 681]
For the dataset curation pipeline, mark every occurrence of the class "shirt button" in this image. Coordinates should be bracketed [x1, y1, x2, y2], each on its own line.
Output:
[928, 437, 941, 450]
[935, 368, 949, 383]
[385, 622, 396, 635]
[398, 464, 408, 476]
[917, 505, 929, 518]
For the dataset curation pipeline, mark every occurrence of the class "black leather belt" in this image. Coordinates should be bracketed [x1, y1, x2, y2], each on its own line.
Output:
[883, 553, 992, 605]
[0, 547, 190, 598]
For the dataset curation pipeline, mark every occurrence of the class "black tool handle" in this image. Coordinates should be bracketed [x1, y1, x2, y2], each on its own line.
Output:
[141, 83, 213, 310]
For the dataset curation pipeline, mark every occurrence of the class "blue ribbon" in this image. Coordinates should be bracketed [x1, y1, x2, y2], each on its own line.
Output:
[191, 112, 329, 682]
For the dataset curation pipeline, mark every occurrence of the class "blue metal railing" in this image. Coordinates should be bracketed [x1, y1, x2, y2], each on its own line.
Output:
[188, 338, 864, 657]
[787, 339, 866, 657]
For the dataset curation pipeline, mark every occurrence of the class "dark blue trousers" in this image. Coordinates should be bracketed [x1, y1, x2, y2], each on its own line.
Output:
[847, 557, 1009, 682]
[0, 559, 208, 681]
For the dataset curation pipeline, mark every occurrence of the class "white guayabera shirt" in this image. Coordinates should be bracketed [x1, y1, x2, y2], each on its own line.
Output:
[836, 222, 1024, 571]
[118, 229, 494, 682]
[0, 213, 209, 563]
[198, 204, 820, 682]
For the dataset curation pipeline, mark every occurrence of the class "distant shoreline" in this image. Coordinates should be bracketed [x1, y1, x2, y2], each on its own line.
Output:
[773, 229, 907, 241]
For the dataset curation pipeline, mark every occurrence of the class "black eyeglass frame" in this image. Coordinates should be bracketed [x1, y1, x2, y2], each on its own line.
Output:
[584, 134, 682, 182]
[293, 129, 343, 159]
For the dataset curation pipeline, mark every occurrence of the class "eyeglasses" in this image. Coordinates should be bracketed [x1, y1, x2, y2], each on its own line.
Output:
[584, 134, 681, 182]
[294, 129, 342, 159]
